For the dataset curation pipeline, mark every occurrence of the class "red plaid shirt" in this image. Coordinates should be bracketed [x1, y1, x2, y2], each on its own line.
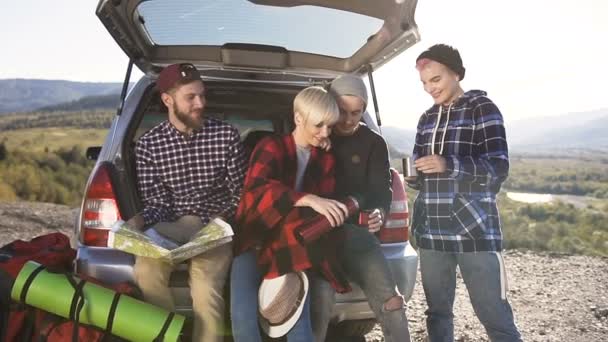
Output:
[234, 134, 350, 293]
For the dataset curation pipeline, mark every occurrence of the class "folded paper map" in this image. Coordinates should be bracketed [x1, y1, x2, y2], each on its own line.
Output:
[108, 218, 233, 264]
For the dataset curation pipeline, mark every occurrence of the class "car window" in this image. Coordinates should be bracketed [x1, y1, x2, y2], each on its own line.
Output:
[137, 0, 383, 58]
[226, 117, 274, 139]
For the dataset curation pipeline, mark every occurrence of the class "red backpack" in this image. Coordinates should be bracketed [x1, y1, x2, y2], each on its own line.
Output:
[0, 233, 138, 342]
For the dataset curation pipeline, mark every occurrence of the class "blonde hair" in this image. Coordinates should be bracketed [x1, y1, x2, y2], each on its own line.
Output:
[293, 86, 339, 126]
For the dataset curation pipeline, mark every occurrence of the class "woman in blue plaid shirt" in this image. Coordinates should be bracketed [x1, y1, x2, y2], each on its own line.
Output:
[408, 44, 522, 342]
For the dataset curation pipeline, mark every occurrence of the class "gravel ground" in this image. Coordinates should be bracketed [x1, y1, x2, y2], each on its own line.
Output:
[0, 200, 76, 244]
[364, 252, 608, 342]
[1, 201, 607, 342]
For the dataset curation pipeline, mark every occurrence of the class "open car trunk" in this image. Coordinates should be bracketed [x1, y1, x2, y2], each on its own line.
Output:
[97, 0, 419, 78]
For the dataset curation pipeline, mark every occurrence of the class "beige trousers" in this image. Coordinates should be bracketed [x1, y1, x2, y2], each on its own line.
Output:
[133, 216, 233, 342]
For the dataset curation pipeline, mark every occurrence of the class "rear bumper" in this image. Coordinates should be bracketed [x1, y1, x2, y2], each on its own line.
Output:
[75, 240, 418, 322]
[75, 245, 135, 284]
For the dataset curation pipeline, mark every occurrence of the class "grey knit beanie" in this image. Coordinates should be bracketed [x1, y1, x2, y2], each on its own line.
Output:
[329, 74, 368, 106]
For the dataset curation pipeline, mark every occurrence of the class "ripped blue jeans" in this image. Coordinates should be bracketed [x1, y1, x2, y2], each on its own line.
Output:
[310, 223, 411, 342]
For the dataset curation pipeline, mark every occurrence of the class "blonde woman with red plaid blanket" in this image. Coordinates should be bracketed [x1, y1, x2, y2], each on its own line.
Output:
[230, 86, 350, 341]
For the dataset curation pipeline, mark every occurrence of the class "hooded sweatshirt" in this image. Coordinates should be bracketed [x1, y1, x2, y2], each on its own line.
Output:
[410, 90, 509, 252]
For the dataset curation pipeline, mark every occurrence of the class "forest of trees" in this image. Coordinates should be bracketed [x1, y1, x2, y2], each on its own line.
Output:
[0, 144, 94, 206]
[0, 109, 113, 206]
[499, 194, 608, 256]
[503, 156, 608, 198]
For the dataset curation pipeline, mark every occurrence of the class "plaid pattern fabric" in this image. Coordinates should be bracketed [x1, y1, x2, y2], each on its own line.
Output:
[135, 119, 247, 227]
[411, 90, 509, 252]
[234, 134, 350, 293]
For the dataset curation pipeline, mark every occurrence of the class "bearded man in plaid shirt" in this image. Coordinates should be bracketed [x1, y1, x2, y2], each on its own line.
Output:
[126, 63, 247, 342]
[408, 44, 522, 342]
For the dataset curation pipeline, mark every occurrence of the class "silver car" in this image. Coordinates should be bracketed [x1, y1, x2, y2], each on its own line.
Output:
[75, 0, 420, 339]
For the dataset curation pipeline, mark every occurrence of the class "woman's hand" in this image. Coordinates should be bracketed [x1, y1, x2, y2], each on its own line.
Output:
[414, 154, 447, 174]
[296, 194, 348, 227]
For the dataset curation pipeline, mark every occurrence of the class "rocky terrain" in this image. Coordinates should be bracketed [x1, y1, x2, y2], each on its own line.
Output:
[1, 201, 607, 342]
[367, 251, 608, 342]
[0, 201, 77, 245]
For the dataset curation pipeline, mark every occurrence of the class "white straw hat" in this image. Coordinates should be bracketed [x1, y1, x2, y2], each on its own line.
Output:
[258, 272, 309, 338]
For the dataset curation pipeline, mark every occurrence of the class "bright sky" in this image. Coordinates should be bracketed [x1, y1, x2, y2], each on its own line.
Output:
[1, 0, 607, 128]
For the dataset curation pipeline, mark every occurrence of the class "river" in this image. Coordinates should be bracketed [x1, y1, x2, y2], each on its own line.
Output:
[505, 191, 594, 209]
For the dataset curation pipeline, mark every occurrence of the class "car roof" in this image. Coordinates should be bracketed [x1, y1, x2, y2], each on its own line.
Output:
[96, 0, 420, 78]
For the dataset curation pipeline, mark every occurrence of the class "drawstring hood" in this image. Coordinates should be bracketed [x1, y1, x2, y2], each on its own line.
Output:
[428, 90, 483, 156]
[430, 103, 453, 155]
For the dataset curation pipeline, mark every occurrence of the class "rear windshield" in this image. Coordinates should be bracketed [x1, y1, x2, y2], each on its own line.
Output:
[137, 0, 383, 58]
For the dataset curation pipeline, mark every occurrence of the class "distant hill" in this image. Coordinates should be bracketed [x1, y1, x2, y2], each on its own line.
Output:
[0, 79, 123, 114]
[381, 126, 416, 155]
[381, 108, 608, 156]
[507, 108, 608, 152]
[36, 93, 120, 112]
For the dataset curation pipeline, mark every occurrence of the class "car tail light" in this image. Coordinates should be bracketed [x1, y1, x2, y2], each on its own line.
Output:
[377, 169, 410, 243]
[79, 163, 121, 246]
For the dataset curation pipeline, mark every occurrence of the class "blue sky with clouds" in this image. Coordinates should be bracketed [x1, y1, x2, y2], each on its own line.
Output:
[1, 0, 607, 128]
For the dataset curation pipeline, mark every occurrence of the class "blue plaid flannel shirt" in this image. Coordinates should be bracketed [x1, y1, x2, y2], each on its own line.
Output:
[410, 90, 509, 252]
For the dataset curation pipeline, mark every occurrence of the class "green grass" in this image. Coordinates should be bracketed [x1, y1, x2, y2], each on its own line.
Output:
[0, 127, 108, 153]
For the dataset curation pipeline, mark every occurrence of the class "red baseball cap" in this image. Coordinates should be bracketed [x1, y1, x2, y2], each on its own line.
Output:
[156, 63, 202, 94]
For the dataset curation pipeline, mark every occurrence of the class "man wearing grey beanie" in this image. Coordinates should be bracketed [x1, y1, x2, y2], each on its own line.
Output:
[309, 74, 412, 342]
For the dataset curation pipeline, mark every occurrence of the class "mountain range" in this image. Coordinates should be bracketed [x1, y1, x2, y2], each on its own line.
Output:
[1, 79, 606, 153]
[0, 79, 123, 114]
[380, 111, 608, 155]
[506, 108, 608, 152]
[35, 93, 120, 112]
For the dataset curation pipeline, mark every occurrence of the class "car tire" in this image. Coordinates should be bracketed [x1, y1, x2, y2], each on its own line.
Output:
[327, 319, 376, 341]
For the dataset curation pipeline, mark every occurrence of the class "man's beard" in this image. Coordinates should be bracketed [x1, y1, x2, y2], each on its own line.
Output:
[173, 102, 203, 130]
